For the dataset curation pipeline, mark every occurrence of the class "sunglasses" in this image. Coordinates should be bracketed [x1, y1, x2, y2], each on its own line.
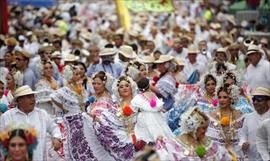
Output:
[10, 143, 26, 148]
[252, 96, 270, 102]
[16, 58, 25, 61]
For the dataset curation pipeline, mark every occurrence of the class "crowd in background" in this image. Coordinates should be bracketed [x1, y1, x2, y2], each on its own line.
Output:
[0, 1, 270, 161]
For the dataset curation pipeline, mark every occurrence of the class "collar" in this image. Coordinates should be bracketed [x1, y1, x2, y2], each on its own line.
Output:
[253, 58, 264, 67]
[255, 108, 270, 119]
[14, 107, 36, 115]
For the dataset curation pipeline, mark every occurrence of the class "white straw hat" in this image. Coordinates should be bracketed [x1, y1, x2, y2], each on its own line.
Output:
[154, 55, 174, 63]
[99, 48, 117, 56]
[252, 87, 270, 96]
[246, 44, 263, 55]
[14, 85, 36, 99]
[118, 45, 137, 59]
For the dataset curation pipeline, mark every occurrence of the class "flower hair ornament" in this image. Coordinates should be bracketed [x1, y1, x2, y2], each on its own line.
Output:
[216, 84, 240, 106]
[92, 72, 114, 94]
[62, 65, 74, 82]
[179, 107, 208, 134]
[0, 124, 38, 157]
[199, 73, 217, 93]
[222, 70, 242, 87]
[125, 64, 140, 81]
[112, 75, 137, 101]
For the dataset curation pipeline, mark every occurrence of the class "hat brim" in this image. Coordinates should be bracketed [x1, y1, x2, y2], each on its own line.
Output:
[154, 58, 173, 63]
[99, 53, 116, 56]
[15, 91, 37, 99]
[119, 51, 136, 59]
[246, 50, 262, 55]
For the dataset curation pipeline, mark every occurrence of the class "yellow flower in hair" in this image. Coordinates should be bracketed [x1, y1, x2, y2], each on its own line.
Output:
[0, 131, 9, 141]
[220, 116, 230, 126]
[27, 127, 38, 137]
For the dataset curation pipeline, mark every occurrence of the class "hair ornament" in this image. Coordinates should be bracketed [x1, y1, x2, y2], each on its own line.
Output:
[0, 124, 38, 157]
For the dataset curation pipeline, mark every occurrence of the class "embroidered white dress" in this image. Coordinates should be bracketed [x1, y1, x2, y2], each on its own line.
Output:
[155, 137, 231, 161]
[35, 80, 56, 115]
[131, 93, 174, 143]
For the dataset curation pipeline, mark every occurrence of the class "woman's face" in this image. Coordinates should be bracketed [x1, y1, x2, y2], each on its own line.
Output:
[8, 136, 27, 161]
[157, 63, 166, 74]
[139, 65, 148, 78]
[43, 63, 53, 78]
[77, 64, 86, 78]
[72, 69, 81, 82]
[92, 77, 106, 94]
[205, 79, 216, 95]
[6, 74, 15, 89]
[196, 122, 208, 141]
[118, 80, 132, 98]
[218, 91, 231, 108]
[224, 78, 235, 86]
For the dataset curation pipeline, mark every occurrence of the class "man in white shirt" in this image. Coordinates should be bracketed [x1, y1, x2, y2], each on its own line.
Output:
[257, 118, 270, 161]
[167, 38, 188, 59]
[245, 45, 270, 92]
[0, 85, 62, 161]
[239, 87, 270, 161]
[183, 46, 206, 83]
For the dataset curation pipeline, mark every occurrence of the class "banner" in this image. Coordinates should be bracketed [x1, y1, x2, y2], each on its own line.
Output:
[115, 0, 131, 32]
[124, 0, 174, 13]
[0, 0, 8, 35]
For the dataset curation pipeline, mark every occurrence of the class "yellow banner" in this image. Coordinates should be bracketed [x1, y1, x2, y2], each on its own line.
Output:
[115, 0, 131, 32]
[124, 0, 174, 13]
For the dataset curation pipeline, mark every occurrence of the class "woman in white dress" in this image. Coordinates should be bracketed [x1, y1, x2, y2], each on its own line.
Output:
[131, 77, 174, 144]
[35, 61, 59, 115]
[155, 107, 231, 161]
[51, 67, 115, 161]
[88, 74, 136, 160]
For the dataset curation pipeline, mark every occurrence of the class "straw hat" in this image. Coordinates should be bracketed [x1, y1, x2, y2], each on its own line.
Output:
[188, 46, 199, 54]
[14, 85, 36, 99]
[246, 45, 263, 55]
[118, 45, 137, 59]
[252, 87, 270, 97]
[141, 55, 155, 64]
[64, 54, 77, 62]
[175, 58, 185, 66]
[5, 37, 18, 46]
[154, 55, 173, 63]
[216, 47, 231, 60]
[51, 51, 62, 59]
[99, 48, 117, 56]
[15, 50, 31, 58]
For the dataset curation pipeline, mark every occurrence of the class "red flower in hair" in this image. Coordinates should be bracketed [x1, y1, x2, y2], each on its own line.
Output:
[153, 76, 160, 83]
[175, 82, 180, 88]
[122, 105, 134, 117]
[134, 140, 146, 151]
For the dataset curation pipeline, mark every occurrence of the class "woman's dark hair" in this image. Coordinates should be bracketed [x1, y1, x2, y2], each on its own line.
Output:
[75, 62, 87, 72]
[204, 74, 217, 85]
[8, 129, 33, 160]
[217, 86, 231, 96]
[117, 76, 131, 87]
[137, 77, 150, 92]
[216, 62, 227, 72]
[93, 71, 107, 82]
[104, 43, 114, 48]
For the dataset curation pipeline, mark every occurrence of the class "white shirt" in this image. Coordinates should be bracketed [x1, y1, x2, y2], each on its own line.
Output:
[0, 107, 61, 161]
[256, 118, 270, 161]
[183, 59, 206, 79]
[239, 110, 270, 161]
[167, 48, 188, 59]
[244, 59, 270, 91]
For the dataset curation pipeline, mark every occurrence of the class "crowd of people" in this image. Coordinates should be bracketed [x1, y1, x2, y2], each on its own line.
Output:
[0, 1, 270, 161]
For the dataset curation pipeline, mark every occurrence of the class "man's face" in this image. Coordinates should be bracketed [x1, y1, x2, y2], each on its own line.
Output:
[248, 52, 260, 66]
[17, 94, 36, 113]
[114, 36, 123, 47]
[252, 95, 269, 114]
[16, 55, 27, 69]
